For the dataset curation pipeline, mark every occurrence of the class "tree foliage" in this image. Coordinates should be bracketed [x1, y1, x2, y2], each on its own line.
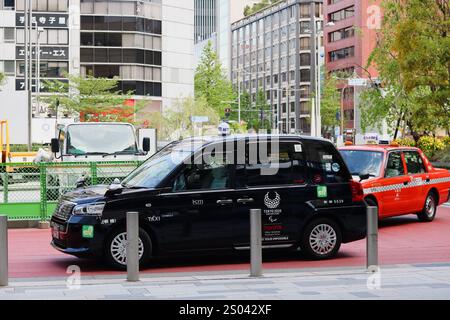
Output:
[43, 74, 145, 122]
[0, 72, 5, 88]
[320, 75, 341, 133]
[361, 0, 450, 140]
[243, 89, 272, 131]
[244, 0, 279, 17]
[145, 96, 220, 140]
[194, 41, 234, 113]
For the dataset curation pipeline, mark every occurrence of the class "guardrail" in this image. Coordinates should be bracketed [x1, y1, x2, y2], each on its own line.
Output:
[0, 161, 142, 221]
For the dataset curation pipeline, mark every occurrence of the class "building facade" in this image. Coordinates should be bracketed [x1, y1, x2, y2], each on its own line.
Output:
[323, 0, 381, 133]
[0, 0, 194, 132]
[231, 0, 323, 134]
[194, 0, 259, 77]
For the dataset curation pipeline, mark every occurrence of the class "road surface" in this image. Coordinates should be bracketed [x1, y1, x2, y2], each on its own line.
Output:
[7, 205, 450, 278]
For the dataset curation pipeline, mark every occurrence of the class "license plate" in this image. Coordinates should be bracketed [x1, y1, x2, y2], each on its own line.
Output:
[51, 222, 64, 239]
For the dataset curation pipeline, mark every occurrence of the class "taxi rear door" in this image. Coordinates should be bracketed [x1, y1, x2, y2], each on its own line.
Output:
[403, 150, 429, 212]
[381, 151, 412, 216]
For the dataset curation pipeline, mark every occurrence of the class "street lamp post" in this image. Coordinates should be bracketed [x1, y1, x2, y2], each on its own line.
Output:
[27, 0, 33, 151]
[340, 83, 348, 137]
[307, 20, 334, 138]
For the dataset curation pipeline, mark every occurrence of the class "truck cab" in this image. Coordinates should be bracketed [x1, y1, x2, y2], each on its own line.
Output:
[46, 122, 156, 200]
[52, 122, 154, 162]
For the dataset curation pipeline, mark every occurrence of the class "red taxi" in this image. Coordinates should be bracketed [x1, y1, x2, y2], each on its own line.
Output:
[339, 144, 450, 221]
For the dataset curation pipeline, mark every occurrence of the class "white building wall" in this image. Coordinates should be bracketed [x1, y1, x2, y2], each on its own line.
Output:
[162, 0, 195, 111]
[68, 0, 80, 77]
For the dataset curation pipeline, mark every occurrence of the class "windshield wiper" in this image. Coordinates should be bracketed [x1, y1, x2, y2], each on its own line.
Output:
[102, 151, 136, 158]
[73, 152, 109, 158]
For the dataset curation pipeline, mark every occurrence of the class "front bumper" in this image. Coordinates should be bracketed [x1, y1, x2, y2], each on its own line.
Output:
[50, 215, 105, 258]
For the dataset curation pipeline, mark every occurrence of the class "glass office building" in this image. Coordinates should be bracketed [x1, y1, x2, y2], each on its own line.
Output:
[0, 0, 194, 118]
[231, 0, 323, 134]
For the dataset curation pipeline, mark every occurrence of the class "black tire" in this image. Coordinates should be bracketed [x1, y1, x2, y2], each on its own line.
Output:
[300, 218, 342, 260]
[104, 227, 152, 270]
[417, 192, 437, 222]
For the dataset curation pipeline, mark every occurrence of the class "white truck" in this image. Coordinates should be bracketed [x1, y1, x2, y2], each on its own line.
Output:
[47, 122, 157, 200]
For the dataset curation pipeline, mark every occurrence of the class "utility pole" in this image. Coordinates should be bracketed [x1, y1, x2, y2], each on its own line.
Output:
[26, 0, 33, 151]
[237, 72, 241, 123]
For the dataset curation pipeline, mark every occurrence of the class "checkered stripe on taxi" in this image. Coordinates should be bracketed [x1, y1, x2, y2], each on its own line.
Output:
[364, 177, 450, 195]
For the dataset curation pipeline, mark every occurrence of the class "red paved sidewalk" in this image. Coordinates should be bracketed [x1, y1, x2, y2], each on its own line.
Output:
[7, 206, 450, 278]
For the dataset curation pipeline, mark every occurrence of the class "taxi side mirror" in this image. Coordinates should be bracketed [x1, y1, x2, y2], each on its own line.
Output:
[142, 137, 151, 153]
[359, 173, 370, 182]
[51, 138, 59, 153]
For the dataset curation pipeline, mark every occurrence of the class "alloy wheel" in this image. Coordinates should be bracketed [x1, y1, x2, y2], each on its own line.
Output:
[110, 232, 144, 266]
[309, 224, 337, 256]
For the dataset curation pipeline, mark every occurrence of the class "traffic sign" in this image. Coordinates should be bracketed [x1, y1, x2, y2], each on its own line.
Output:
[191, 116, 209, 123]
[348, 78, 368, 87]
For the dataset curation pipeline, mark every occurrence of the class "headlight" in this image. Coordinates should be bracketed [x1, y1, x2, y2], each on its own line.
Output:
[72, 202, 106, 216]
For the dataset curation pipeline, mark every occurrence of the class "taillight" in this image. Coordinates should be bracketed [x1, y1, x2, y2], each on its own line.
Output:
[351, 180, 364, 202]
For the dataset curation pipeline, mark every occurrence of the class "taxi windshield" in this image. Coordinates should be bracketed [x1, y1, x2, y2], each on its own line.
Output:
[122, 140, 205, 189]
[340, 150, 384, 178]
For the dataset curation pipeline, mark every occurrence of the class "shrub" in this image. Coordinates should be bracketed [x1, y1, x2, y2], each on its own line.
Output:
[394, 137, 416, 147]
[417, 136, 446, 158]
[442, 136, 450, 147]
[431, 146, 450, 163]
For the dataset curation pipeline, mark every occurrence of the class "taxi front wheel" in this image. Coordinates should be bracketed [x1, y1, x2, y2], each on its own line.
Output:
[417, 192, 437, 222]
[300, 218, 342, 260]
[104, 227, 152, 270]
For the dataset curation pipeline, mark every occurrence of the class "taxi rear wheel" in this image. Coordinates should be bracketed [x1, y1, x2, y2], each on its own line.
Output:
[104, 227, 152, 270]
[417, 192, 437, 222]
[300, 218, 342, 260]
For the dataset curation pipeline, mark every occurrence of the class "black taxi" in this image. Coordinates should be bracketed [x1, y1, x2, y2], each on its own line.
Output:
[51, 135, 367, 269]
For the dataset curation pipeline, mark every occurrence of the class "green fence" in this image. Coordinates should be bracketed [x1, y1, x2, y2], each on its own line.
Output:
[0, 161, 142, 221]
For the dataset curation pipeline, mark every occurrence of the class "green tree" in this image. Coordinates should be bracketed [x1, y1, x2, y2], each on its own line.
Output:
[243, 89, 271, 131]
[43, 74, 145, 122]
[195, 41, 234, 114]
[320, 75, 341, 136]
[147, 96, 220, 140]
[244, 0, 279, 17]
[361, 0, 449, 140]
[0, 72, 5, 88]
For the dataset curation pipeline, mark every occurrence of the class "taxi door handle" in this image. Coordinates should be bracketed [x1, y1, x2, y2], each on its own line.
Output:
[217, 199, 233, 205]
[403, 181, 409, 186]
[237, 198, 255, 204]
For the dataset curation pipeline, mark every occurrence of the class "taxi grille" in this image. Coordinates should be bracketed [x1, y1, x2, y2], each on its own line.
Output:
[53, 201, 75, 221]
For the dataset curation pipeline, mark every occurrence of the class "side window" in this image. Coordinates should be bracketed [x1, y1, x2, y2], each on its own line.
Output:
[404, 151, 426, 174]
[385, 152, 405, 178]
[238, 141, 306, 188]
[172, 152, 231, 191]
[304, 141, 349, 183]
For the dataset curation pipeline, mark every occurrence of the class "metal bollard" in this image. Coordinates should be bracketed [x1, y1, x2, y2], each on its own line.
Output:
[126, 211, 140, 282]
[366, 206, 379, 270]
[0, 215, 8, 287]
[250, 209, 263, 277]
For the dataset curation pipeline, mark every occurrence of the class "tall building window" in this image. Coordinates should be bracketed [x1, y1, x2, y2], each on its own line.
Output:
[3, 0, 15, 9]
[329, 46, 355, 61]
[299, 37, 310, 50]
[300, 69, 310, 82]
[299, 3, 311, 18]
[329, 27, 355, 42]
[3, 27, 15, 42]
[0, 60, 15, 75]
[329, 6, 355, 22]
[299, 53, 310, 66]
